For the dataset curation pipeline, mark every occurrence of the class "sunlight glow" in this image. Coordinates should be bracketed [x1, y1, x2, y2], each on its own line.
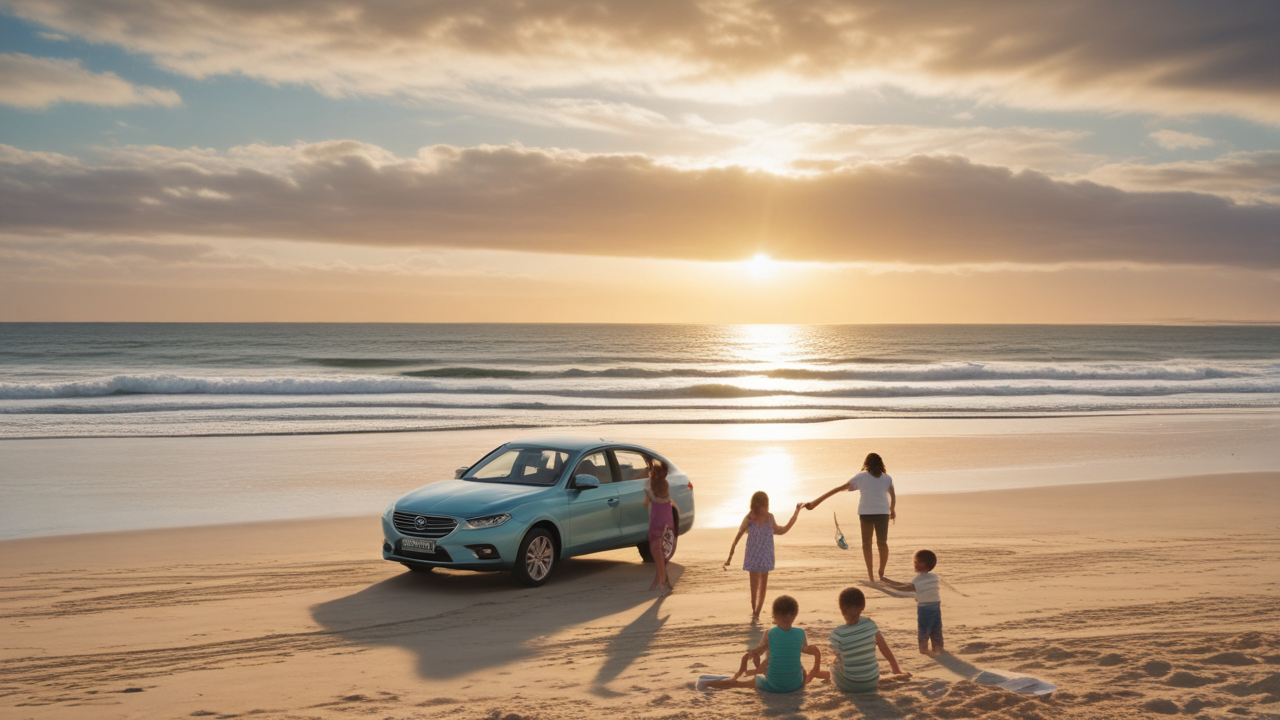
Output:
[731, 324, 806, 364]
[747, 253, 776, 279]
[709, 446, 801, 528]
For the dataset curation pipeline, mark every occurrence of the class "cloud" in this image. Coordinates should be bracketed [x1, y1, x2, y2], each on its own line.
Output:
[0, 53, 180, 109]
[1088, 151, 1280, 203]
[730, 124, 1098, 173]
[4, 0, 1278, 121]
[1, 141, 1277, 269]
[1149, 129, 1215, 150]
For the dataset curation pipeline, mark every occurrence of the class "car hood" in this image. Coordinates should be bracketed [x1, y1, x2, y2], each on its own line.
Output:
[395, 479, 552, 517]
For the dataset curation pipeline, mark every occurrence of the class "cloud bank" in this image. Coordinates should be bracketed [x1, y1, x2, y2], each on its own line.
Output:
[4, 0, 1278, 120]
[0, 53, 181, 108]
[3, 141, 1277, 268]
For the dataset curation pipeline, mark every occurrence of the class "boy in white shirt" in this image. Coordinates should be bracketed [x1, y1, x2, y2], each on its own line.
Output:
[880, 549, 943, 656]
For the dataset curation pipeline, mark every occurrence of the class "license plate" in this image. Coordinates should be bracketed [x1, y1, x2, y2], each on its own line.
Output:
[402, 538, 436, 553]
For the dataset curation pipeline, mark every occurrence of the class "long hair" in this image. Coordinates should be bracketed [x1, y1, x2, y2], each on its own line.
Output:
[649, 459, 670, 498]
[862, 453, 886, 478]
[750, 490, 769, 516]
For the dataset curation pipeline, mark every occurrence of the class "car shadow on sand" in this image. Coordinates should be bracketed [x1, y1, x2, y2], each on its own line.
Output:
[311, 556, 681, 680]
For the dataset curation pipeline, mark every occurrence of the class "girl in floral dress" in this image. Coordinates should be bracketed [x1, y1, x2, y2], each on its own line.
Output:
[724, 491, 802, 619]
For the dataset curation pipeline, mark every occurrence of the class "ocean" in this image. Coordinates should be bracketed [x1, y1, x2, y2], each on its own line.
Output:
[3, 323, 1279, 439]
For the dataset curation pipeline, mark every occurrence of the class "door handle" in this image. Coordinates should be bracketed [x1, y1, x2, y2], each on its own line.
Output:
[607, 497, 620, 504]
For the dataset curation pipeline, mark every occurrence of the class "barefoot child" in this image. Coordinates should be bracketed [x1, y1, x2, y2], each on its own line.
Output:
[697, 595, 823, 692]
[723, 492, 802, 618]
[811, 587, 910, 692]
[642, 460, 677, 593]
[804, 453, 896, 583]
[880, 549, 944, 656]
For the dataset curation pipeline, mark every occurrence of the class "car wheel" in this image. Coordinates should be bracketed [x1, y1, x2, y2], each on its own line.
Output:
[663, 511, 679, 561]
[637, 511, 679, 563]
[513, 528, 556, 587]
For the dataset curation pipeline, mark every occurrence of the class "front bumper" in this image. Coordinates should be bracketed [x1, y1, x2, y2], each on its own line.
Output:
[381, 514, 522, 571]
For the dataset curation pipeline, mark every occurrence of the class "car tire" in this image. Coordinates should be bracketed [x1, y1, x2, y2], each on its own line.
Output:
[637, 510, 679, 563]
[663, 510, 679, 561]
[513, 528, 556, 587]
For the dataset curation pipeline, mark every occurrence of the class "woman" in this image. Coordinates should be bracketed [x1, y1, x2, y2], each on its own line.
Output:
[804, 453, 895, 583]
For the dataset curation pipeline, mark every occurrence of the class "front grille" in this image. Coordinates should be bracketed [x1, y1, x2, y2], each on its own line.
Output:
[392, 511, 458, 538]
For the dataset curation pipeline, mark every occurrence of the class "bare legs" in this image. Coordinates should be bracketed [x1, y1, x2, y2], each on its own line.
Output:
[705, 652, 764, 689]
[747, 571, 769, 619]
[649, 536, 671, 592]
[859, 516, 889, 583]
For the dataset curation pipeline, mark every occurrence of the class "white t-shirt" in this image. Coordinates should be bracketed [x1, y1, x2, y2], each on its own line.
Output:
[913, 572, 941, 603]
[848, 472, 893, 515]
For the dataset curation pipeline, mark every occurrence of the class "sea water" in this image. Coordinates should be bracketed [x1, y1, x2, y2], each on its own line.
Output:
[3, 323, 1280, 438]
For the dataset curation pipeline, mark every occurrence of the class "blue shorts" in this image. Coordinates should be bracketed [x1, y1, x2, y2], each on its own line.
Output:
[917, 601, 943, 645]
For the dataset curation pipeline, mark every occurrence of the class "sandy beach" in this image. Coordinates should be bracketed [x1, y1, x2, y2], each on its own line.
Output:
[2, 420, 1278, 720]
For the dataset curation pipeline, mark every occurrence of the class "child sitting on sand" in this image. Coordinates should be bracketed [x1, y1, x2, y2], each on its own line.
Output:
[810, 587, 910, 693]
[723, 491, 802, 619]
[697, 595, 823, 692]
[880, 549, 944, 656]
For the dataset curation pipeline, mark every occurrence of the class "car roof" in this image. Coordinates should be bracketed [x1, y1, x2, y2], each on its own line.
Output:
[506, 434, 614, 452]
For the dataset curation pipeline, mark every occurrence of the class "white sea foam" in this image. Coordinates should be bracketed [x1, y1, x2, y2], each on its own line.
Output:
[3, 324, 1278, 437]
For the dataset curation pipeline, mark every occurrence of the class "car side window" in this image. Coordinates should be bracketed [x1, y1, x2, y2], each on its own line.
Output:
[573, 452, 612, 484]
[612, 450, 651, 482]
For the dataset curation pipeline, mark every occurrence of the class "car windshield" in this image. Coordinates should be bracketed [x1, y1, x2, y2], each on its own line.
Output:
[464, 447, 570, 486]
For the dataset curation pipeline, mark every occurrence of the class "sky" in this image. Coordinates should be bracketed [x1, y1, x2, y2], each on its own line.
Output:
[1, 0, 1279, 323]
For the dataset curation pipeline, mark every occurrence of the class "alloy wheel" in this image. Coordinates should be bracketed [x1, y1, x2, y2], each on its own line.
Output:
[526, 535, 553, 581]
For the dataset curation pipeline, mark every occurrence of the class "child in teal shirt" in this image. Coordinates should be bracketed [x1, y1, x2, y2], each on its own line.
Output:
[698, 595, 823, 692]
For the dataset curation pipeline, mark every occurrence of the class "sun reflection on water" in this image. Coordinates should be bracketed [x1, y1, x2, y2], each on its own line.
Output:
[730, 324, 807, 365]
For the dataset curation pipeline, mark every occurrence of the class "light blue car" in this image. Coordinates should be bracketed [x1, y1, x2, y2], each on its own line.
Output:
[381, 435, 696, 586]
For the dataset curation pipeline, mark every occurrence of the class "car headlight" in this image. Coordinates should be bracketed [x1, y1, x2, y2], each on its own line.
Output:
[465, 513, 511, 530]
[383, 502, 396, 521]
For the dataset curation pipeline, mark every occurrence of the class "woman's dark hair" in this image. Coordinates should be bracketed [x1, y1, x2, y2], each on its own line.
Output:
[862, 453, 886, 477]
[649, 459, 669, 498]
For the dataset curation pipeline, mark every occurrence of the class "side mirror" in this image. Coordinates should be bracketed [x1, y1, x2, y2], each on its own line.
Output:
[571, 474, 600, 490]
[454, 466, 469, 479]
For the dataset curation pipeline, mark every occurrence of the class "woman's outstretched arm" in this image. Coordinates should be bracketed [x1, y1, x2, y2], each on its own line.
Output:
[804, 482, 849, 510]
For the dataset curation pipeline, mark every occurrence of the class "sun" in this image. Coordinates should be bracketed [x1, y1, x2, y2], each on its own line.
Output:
[747, 253, 776, 279]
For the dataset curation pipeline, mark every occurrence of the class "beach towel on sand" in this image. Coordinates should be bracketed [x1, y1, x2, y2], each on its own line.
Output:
[696, 675, 730, 691]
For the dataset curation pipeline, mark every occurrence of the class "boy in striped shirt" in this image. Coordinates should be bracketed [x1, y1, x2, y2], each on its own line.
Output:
[810, 587, 910, 693]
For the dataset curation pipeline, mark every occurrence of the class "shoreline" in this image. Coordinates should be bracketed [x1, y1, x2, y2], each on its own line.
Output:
[5, 406, 1280, 442]
[3, 412, 1277, 540]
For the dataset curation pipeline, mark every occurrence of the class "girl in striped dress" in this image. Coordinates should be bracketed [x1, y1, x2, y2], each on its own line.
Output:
[723, 491, 802, 619]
